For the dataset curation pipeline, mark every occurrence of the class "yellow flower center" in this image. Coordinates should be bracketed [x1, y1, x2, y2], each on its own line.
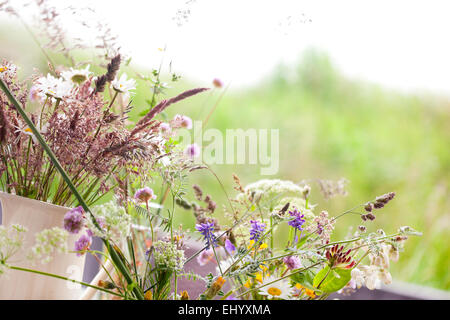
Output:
[0, 66, 7, 72]
[24, 127, 33, 133]
[267, 287, 282, 296]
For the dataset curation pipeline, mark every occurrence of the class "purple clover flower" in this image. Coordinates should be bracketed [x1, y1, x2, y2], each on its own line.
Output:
[249, 220, 266, 243]
[74, 234, 92, 257]
[288, 207, 306, 231]
[63, 206, 84, 234]
[283, 255, 303, 270]
[196, 222, 217, 249]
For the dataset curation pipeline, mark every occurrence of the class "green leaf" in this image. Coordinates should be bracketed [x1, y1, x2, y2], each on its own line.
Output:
[312, 266, 351, 293]
[291, 269, 316, 291]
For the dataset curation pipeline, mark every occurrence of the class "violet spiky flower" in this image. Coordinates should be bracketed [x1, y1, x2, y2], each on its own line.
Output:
[287, 207, 306, 231]
[249, 220, 266, 243]
[63, 206, 84, 234]
[196, 222, 217, 249]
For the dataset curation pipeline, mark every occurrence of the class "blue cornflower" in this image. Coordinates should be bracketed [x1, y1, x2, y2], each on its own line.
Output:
[249, 220, 266, 243]
[288, 207, 306, 231]
[196, 222, 217, 249]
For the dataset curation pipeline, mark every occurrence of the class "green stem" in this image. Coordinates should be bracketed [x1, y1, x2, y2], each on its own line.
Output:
[9, 265, 124, 298]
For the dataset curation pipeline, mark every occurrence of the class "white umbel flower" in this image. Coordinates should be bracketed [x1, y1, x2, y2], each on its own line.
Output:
[111, 73, 136, 94]
[258, 276, 294, 300]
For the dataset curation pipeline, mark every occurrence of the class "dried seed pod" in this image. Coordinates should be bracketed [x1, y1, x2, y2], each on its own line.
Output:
[364, 202, 374, 212]
[192, 184, 203, 201]
[366, 213, 376, 221]
[373, 202, 384, 209]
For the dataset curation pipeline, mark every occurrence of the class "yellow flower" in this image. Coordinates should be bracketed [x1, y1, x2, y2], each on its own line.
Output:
[144, 290, 153, 300]
[180, 290, 190, 300]
[247, 240, 269, 251]
[295, 283, 316, 298]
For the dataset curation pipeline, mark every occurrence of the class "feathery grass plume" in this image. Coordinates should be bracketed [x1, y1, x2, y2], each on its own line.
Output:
[94, 75, 107, 93]
[106, 54, 122, 82]
[134, 87, 209, 130]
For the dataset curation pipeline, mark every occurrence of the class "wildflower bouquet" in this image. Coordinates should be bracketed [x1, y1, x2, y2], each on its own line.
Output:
[0, 0, 421, 301]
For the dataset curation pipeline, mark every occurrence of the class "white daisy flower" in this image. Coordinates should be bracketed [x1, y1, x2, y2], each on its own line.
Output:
[61, 65, 92, 84]
[0, 62, 18, 79]
[14, 121, 49, 144]
[111, 73, 136, 94]
[35, 74, 73, 100]
[258, 276, 294, 300]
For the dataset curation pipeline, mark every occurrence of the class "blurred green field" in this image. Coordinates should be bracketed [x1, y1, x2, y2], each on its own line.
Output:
[1, 23, 449, 290]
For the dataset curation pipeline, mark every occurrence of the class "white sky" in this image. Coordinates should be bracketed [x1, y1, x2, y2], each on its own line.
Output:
[5, 0, 450, 95]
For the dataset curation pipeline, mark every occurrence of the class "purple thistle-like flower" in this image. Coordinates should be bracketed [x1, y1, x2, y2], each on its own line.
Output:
[288, 207, 306, 231]
[196, 222, 217, 249]
[249, 220, 266, 243]
[74, 234, 92, 257]
[225, 239, 236, 255]
[283, 255, 303, 270]
[63, 206, 84, 234]
[134, 187, 157, 202]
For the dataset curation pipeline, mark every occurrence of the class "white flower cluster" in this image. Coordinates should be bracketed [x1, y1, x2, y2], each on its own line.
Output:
[0, 224, 28, 275]
[238, 179, 310, 206]
[347, 243, 394, 291]
[152, 240, 186, 272]
[86, 200, 131, 243]
[27, 227, 68, 264]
